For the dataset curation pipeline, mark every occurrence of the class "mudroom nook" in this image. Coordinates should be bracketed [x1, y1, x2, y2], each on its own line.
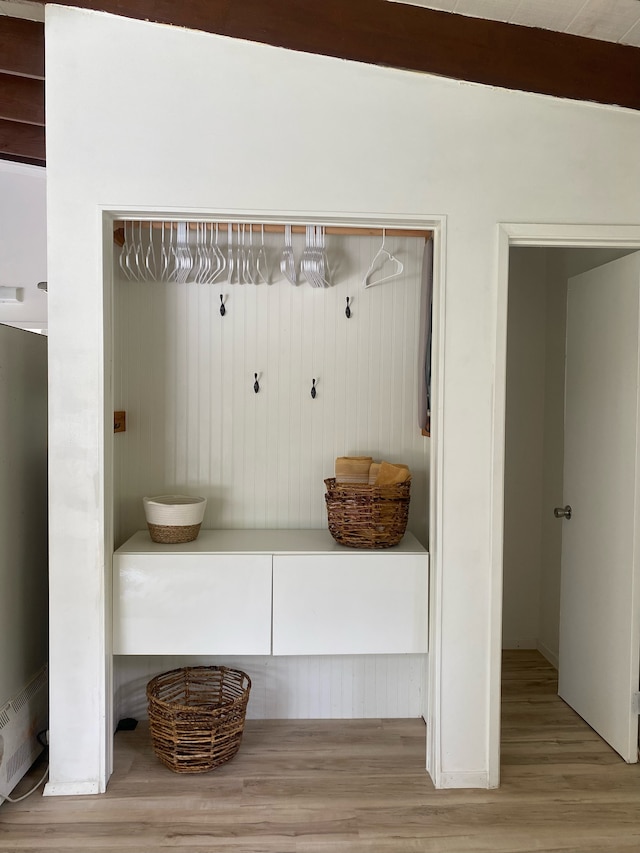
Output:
[109, 219, 432, 728]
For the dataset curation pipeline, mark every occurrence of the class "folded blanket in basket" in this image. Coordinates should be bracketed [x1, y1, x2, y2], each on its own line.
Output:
[374, 461, 411, 485]
[335, 456, 373, 484]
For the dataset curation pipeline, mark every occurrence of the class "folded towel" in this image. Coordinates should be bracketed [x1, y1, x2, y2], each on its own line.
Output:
[374, 460, 411, 486]
[368, 461, 411, 484]
[368, 462, 381, 485]
[335, 456, 373, 484]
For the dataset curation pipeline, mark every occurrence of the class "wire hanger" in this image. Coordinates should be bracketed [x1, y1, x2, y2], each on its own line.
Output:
[362, 229, 404, 288]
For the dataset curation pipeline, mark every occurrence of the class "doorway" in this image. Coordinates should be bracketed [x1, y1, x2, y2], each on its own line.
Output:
[501, 243, 638, 770]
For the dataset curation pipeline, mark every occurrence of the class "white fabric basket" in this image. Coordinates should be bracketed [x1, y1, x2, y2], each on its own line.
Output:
[143, 495, 207, 526]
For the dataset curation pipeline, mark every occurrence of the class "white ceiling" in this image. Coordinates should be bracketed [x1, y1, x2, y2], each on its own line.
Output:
[389, 0, 640, 46]
[0, 0, 43, 21]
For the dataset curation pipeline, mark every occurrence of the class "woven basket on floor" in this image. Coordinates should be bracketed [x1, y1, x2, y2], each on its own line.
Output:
[146, 665, 251, 773]
[324, 477, 411, 549]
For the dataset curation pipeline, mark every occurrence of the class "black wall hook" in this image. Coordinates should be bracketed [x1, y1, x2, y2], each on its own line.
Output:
[345, 297, 351, 319]
[254, 373, 260, 393]
[311, 378, 317, 399]
[219, 294, 226, 316]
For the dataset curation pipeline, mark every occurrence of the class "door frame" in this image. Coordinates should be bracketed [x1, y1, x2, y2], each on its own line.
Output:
[490, 223, 640, 787]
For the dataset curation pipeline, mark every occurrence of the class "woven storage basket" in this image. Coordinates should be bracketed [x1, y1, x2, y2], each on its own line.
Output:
[146, 522, 202, 544]
[324, 477, 411, 549]
[146, 665, 251, 773]
[143, 495, 207, 544]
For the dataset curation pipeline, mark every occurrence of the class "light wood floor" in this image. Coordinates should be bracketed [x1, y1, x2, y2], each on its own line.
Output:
[3, 650, 640, 852]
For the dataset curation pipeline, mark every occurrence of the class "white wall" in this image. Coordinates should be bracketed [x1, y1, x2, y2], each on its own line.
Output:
[0, 161, 47, 334]
[44, 6, 640, 792]
[502, 249, 547, 649]
[537, 252, 566, 665]
[0, 324, 48, 706]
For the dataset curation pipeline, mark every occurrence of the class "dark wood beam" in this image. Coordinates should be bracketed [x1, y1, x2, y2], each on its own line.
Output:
[0, 73, 44, 125]
[30, 0, 640, 111]
[0, 118, 45, 162]
[0, 16, 44, 78]
[0, 151, 45, 167]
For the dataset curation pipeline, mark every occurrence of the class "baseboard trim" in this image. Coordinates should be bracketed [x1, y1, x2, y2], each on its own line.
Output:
[44, 780, 102, 797]
[437, 770, 493, 789]
[537, 641, 559, 670]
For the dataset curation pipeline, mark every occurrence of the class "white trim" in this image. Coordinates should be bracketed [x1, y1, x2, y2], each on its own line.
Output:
[102, 212, 115, 784]
[629, 263, 640, 761]
[537, 641, 559, 670]
[106, 206, 439, 231]
[487, 224, 511, 790]
[438, 770, 491, 789]
[503, 223, 640, 248]
[490, 222, 640, 788]
[44, 781, 103, 797]
[426, 218, 447, 787]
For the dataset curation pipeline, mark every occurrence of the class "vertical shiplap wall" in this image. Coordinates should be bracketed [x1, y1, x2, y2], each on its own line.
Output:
[114, 654, 427, 723]
[113, 228, 430, 546]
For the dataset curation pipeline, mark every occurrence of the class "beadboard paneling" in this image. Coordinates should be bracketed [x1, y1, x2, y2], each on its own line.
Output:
[113, 229, 430, 546]
[114, 654, 427, 723]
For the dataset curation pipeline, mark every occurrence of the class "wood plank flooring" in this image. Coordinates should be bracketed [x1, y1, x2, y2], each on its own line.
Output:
[3, 650, 640, 852]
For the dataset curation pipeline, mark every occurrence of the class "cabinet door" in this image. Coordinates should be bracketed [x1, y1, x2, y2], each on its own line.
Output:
[113, 554, 272, 654]
[272, 554, 428, 655]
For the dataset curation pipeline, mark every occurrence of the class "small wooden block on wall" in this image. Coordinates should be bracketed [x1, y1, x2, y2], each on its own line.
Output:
[114, 411, 126, 433]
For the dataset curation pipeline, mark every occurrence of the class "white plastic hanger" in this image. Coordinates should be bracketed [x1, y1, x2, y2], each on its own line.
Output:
[362, 229, 404, 288]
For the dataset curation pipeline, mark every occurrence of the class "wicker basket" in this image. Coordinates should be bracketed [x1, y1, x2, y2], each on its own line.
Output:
[146, 522, 202, 544]
[324, 477, 411, 549]
[146, 665, 251, 773]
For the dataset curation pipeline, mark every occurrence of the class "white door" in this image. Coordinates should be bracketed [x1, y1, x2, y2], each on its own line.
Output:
[558, 252, 640, 762]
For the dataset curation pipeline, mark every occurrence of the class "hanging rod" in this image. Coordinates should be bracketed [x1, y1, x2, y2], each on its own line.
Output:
[113, 221, 432, 246]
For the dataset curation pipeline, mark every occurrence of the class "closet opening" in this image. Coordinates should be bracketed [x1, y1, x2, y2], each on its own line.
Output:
[107, 213, 438, 781]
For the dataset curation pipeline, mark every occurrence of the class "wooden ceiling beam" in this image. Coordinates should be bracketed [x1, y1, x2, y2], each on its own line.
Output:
[0, 73, 45, 125]
[0, 118, 45, 163]
[0, 16, 44, 78]
[29, 0, 640, 111]
[0, 151, 45, 167]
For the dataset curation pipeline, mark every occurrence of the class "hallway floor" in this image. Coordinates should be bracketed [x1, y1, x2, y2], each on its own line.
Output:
[2, 650, 640, 852]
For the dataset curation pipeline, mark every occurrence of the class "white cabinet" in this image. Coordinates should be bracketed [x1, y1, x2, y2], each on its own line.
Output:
[272, 554, 428, 655]
[113, 549, 272, 655]
[113, 530, 428, 656]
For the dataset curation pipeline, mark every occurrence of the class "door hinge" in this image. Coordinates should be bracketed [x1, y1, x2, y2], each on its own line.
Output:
[632, 692, 640, 714]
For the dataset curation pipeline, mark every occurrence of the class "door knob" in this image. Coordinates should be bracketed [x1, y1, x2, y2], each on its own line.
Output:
[554, 505, 572, 520]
